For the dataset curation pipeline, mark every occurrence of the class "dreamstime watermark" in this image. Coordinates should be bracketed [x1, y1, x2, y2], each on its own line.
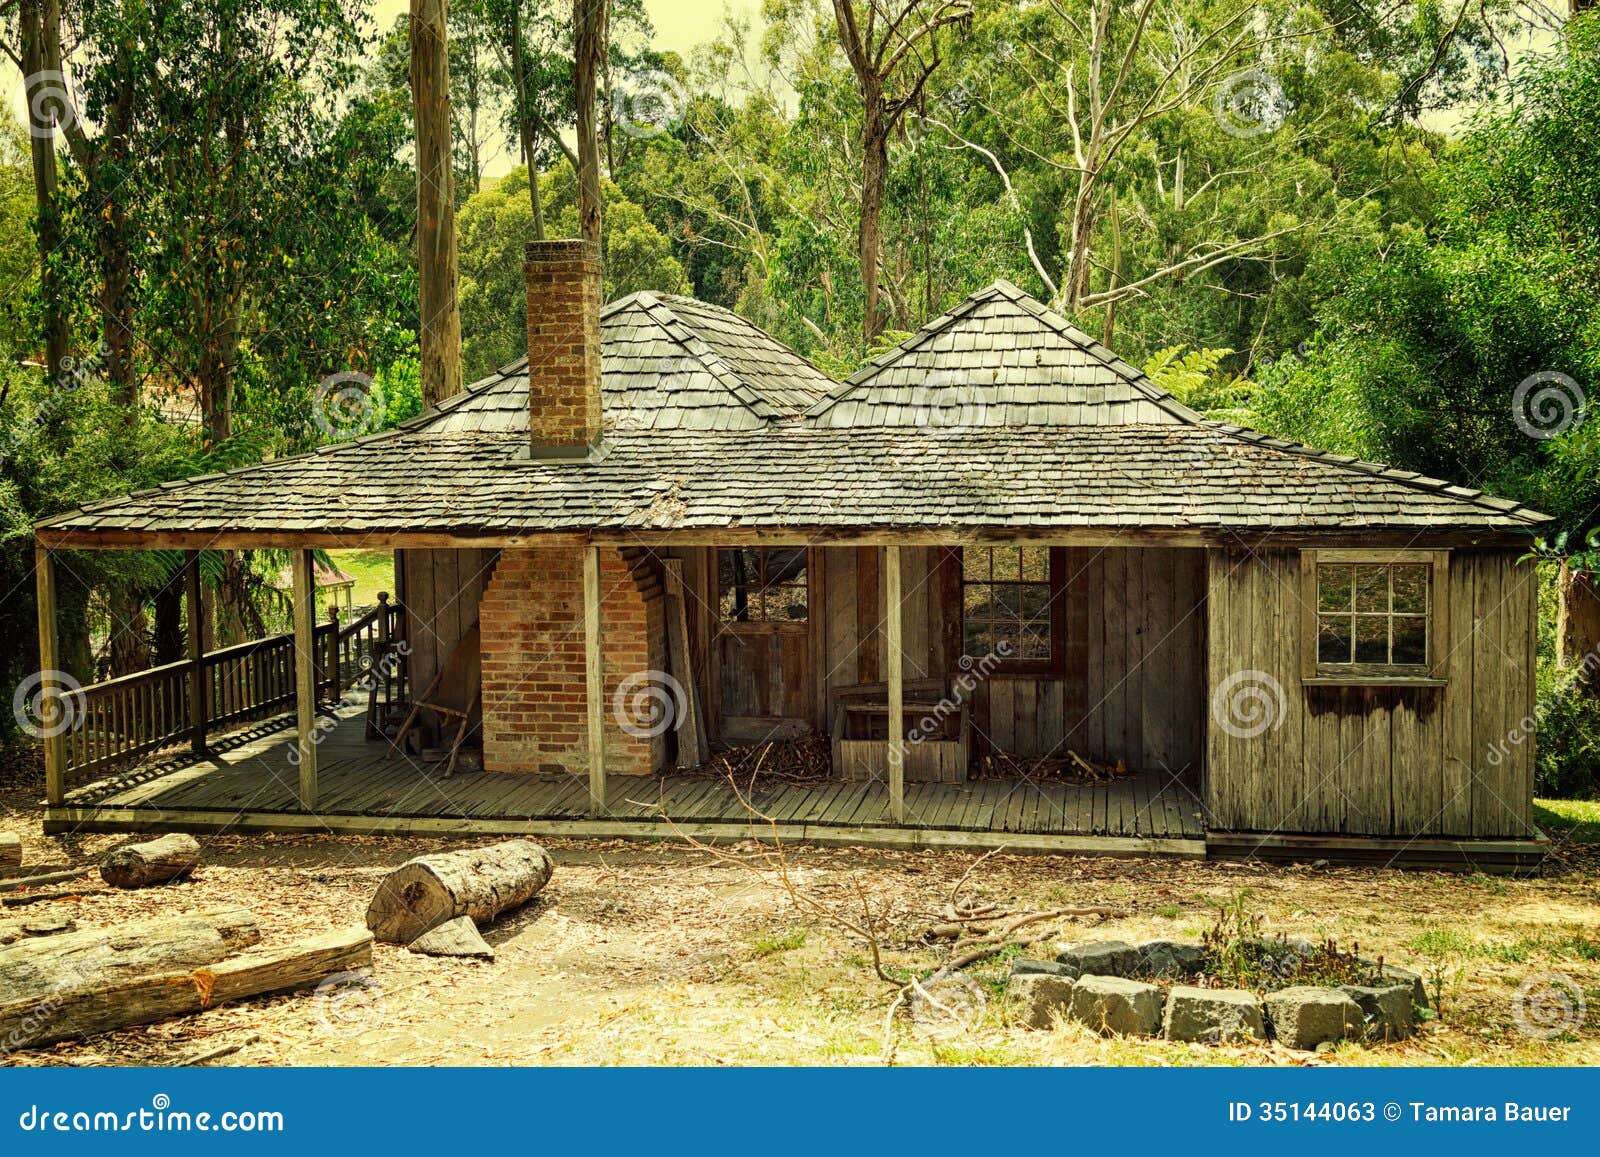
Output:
[12, 669, 82, 740]
[284, 641, 409, 767]
[1511, 370, 1586, 440]
[907, 642, 1013, 745]
[611, 69, 687, 138]
[1486, 644, 1600, 767]
[1212, 68, 1288, 138]
[1512, 971, 1586, 1040]
[313, 971, 386, 1038]
[1210, 669, 1286, 739]
[312, 371, 386, 441]
[1, 343, 111, 462]
[909, 970, 987, 1039]
[612, 669, 688, 739]
[17, 69, 85, 140]
[16, 1093, 284, 1133]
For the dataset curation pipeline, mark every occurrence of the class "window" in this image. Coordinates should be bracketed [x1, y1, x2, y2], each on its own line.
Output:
[1303, 550, 1448, 683]
[718, 547, 808, 623]
[961, 546, 1060, 667]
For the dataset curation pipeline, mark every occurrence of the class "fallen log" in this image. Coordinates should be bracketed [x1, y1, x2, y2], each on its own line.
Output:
[0, 833, 19, 869]
[366, 841, 552, 944]
[0, 862, 71, 881]
[0, 926, 373, 1050]
[407, 915, 494, 959]
[99, 834, 201, 889]
[0, 909, 259, 1010]
[0, 868, 93, 894]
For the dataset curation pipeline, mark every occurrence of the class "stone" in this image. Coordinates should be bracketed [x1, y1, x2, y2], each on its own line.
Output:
[1068, 974, 1164, 1037]
[1011, 957, 1079, 979]
[1162, 985, 1264, 1043]
[1056, 939, 1140, 978]
[1380, 964, 1429, 1009]
[1264, 986, 1365, 1051]
[1339, 983, 1414, 1041]
[1008, 972, 1076, 1030]
[1139, 939, 1208, 978]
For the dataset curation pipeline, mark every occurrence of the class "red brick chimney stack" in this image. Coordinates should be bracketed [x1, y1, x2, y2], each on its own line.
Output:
[524, 239, 602, 457]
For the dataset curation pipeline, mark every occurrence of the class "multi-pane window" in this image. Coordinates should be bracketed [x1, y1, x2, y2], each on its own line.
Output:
[962, 546, 1055, 663]
[718, 548, 808, 622]
[1316, 562, 1430, 668]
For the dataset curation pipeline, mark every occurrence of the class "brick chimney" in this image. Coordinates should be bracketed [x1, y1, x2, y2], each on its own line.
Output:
[524, 239, 602, 457]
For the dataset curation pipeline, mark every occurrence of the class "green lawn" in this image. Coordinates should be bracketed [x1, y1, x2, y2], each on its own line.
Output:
[325, 548, 395, 608]
[1534, 798, 1600, 843]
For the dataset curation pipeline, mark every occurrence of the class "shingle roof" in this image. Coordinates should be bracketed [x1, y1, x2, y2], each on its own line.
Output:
[809, 280, 1195, 427]
[38, 426, 1546, 537]
[36, 283, 1549, 541]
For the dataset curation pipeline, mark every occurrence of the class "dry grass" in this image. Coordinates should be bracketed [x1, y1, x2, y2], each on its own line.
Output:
[2, 778, 1598, 1068]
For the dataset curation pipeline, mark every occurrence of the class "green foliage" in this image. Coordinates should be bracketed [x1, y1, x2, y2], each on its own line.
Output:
[457, 166, 685, 380]
[1143, 346, 1258, 422]
[1201, 889, 1385, 990]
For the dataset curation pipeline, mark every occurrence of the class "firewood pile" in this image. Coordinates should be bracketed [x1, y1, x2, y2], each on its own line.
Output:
[686, 737, 833, 786]
[973, 748, 1131, 785]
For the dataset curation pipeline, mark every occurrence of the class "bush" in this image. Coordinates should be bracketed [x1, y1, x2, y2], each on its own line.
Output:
[1535, 664, 1600, 799]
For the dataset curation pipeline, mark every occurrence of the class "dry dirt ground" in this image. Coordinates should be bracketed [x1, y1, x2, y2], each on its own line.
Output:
[3, 777, 1599, 1067]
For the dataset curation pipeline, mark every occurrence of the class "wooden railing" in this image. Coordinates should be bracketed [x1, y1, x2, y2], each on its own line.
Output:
[61, 595, 405, 789]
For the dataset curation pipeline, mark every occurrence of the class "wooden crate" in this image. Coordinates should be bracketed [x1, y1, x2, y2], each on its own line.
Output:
[831, 700, 969, 783]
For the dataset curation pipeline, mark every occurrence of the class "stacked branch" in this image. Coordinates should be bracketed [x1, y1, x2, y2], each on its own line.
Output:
[688, 738, 832, 787]
[974, 748, 1130, 785]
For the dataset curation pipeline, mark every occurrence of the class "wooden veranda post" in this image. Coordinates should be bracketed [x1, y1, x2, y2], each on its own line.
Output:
[325, 604, 341, 699]
[292, 549, 318, 810]
[34, 545, 64, 806]
[583, 545, 606, 817]
[184, 550, 207, 754]
[885, 544, 905, 824]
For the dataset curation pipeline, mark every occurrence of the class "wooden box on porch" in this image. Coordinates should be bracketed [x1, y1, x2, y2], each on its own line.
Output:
[830, 684, 969, 784]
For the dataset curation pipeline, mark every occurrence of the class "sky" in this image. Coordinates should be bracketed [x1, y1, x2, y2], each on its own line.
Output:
[370, 0, 760, 58]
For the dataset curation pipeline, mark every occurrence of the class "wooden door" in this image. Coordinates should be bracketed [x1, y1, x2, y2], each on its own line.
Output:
[713, 547, 813, 743]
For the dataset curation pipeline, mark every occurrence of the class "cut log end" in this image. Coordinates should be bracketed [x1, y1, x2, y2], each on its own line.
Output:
[407, 915, 494, 959]
[0, 832, 20, 870]
[366, 840, 552, 944]
[99, 834, 202, 889]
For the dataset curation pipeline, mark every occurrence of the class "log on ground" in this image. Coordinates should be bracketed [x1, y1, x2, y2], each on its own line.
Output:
[99, 834, 202, 889]
[0, 833, 19, 869]
[0, 909, 259, 1009]
[366, 841, 552, 943]
[0, 913, 75, 945]
[0, 926, 372, 1050]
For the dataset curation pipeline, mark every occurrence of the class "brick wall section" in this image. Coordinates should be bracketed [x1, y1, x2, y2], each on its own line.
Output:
[480, 546, 666, 776]
[524, 239, 602, 452]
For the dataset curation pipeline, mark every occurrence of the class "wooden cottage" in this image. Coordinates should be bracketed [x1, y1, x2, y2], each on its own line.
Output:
[33, 240, 1550, 868]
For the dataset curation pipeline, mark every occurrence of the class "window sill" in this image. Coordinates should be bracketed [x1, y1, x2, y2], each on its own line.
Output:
[1303, 675, 1447, 688]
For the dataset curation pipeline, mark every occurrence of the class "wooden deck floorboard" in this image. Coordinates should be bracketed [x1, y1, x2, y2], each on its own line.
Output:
[52, 698, 1206, 853]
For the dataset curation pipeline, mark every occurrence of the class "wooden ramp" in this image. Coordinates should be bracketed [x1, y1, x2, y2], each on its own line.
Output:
[45, 694, 1207, 857]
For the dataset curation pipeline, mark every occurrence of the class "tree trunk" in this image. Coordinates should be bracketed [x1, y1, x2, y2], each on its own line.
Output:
[152, 565, 185, 666]
[411, 0, 463, 405]
[573, 0, 605, 252]
[19, 0, 68, 381]
[859, 97, 889, 342]
[0, 926, 371, 1050]
[1558, 561, 1600, 695]
[366, 840, 553, 943]
[0, 909, 259, 1010]
[107, 586, 148, 677]
[509, 0, 546, 239]
[99, 834, 202, 889]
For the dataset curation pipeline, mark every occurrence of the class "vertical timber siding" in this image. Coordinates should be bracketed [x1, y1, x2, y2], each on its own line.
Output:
[399, 548, 500, 732]
[813, 545, 1206, 771]
[1205, 547, 1536, 838]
